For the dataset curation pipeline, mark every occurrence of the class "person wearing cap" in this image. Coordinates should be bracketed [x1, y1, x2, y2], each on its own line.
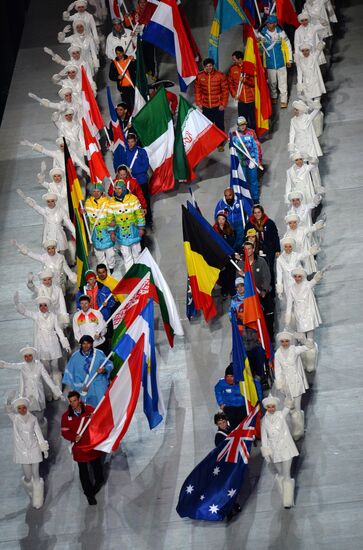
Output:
[5, 396, 49, 509]
[213, 211, 237, 298]
[245, 228, 261, 256]
[96, 263, 125, 302]
[107, 179, 145, 271]
[214, 412, 232, 446]
[52, 64, 83, 95]
[214, 188, 245, 250]
[194, 58, 229, 151]
[287, 190, 322, 230]
[274, 332, 311, 440]
[106, 18, 136, 60]
[228, 50, 256, 129]
[63, 336, 113, 408]
[285, 267, 323, 342]
[283, 212, 324, 274]
[20, 137, 89, 174]
[0, 347, 63, 431]
[17, 189, 75, 254]
[85, 184, 115, 272]
[109, 46, 136, 110]
[61, 390, 105, 505]
[285, 153, 322, 204]
[121, 133, 151, 225]
[76, 269, 116, 321]
[228, 277, 245, 330]
[296, 42, 326, 100]
[54, 109, 85, 157]
[13, 292, 71, 388]
[304, 0, 333, 40]
[113, 165, 147, 211]
[63, 0, 99, 49]
[258, 15, 293, 108]
[294, 11, 327, 66]
[13, 239, 77, 292]
[72, 295, 108, 351]
[38, 168, 68, 214]
[288, 99, 323, 160]
[214, 364, 247, 429]
[27, 269, 69, 327]
[58, 19, 99, 74]
[232, 117, 261, 202]
[44, 43, 95, 85]
[260, 394, 298, 508]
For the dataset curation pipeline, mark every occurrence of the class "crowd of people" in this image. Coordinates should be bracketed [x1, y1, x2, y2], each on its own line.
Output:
[0, 0, 338, 518]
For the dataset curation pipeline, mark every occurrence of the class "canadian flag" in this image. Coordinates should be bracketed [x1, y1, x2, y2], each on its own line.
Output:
[81, 66, 105, 137]
[82, 118, 111, 184]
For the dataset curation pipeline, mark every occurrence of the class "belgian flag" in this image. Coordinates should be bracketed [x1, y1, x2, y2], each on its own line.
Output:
[182, 205, 231, 321]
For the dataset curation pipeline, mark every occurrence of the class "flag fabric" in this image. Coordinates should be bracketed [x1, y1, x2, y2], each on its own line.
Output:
[77, 335, 145, 453]
[108, 0, 122, 20]
[231, 314, 259, 411]
[82, 118, 111, 184]
[113, 299, 165, 429]
[276, 0, 299, 28]
[208, 0, 249, 68]
[241, 0, 257, 26]
[243, 25, 272, 137]
[242, 247, 273, 360]
[81, 66, 105, 136]
[186, 201, 235, 256]
[112, 247, 184, 347]
[142, 0, 199, 91]
[132, 35, 148, 117]
[176, 406, 258, 521]
[132, 87, 175, 195]
[75, 209, 90, 287]
[185, 188, 199, 320]
[182, 204, 232, 321]
[173, 95, 227, 183]
[107, 85, 126, 173]
[229, 133, 253, 222]
[177, 2, 202, 62]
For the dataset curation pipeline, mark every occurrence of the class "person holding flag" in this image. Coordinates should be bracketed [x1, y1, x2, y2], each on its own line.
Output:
[85, 183, 115, 272]
[232, 117, 261, 204]
[228, 50, 256, 129]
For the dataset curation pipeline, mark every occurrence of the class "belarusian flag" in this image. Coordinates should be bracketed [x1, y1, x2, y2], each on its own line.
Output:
[173, 95, 227, 183]
[132, 35, 148, 117]
[111, 247, 184, 347]
[132, 87, 174, 195]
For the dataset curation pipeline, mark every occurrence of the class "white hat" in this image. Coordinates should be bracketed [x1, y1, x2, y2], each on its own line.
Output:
[285, 213, 300, 223]
[262, 394, 280, 408]
[75, 0, 88, 7]
[235, 277, 245, 286]
[300, 42, 313, 51]
[276, 331, 293, 342]
[36, 296, 51, 305]
[288, 191, 303, 201]
[298, 11, 310, 22]
[65, 64, 78, 73]
[43, 239, 57, 248]
[68, 45, 82, 55]
[291, 267, 307, 278]
[292, 100, 309, 113]
[42, 192, 58, 202]
[12, 396, 30, 409]
[280, 236, 296, 248]
[63, 108, 74, 116]
[73, 17, 85, 29]
[19, 346, 37, 357]
[292, 151, 304, 161]
[49, 167, 64, 178]
[237, 116, 247, 125]
[38, 269, 54, 280]
[58, 87, 73, 99]
[56, 137, 70, 147]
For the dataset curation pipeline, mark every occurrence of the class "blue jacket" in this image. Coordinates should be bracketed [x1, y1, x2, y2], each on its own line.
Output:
[260, 26, 292, 70]
[214, 378, 246, 407]
[228, 291, 244, 321]
[121, 146, 149, 185]
[76, 282, 116, 321]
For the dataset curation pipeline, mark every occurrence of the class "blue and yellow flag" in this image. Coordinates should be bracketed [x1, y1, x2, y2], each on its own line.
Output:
[208, 0, 249, 68]
[231, 314, 259, 410]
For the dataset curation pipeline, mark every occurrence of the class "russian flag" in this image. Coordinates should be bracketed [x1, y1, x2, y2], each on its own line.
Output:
[142, 0, 199, 91]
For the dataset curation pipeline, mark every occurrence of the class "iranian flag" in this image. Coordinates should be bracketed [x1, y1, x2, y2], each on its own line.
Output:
[173, 95, 227, 183]
[132, 87, 174, 195]
[111, 247, 184, 347]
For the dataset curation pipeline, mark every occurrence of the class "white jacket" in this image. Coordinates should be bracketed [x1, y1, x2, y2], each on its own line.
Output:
[72, 308, 107, 346]
[285, 163, 317, 204]
[30, 203, 75, 251]
[286, 278, 322, 333]
[7, 411, 48, 464]
[289, 111, 323, 159]
[275, 346, 309, 398]
[261, 409, 299, 463]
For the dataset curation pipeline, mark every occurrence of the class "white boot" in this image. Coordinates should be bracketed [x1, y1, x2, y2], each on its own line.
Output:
[291, 410, 304, 440]
[275, 474, 284, 494]
[32, 478, 44, 509]
[282, 478, 295, 508]
[21, 476, 33, 499]
[301, 342, 318, 373]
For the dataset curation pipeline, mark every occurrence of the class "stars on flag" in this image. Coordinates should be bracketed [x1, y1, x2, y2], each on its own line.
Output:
[209, 504, 219, 514]
[228, 488, 237, 498]
[186, 484, 194, 494]
[200, 495, 205, 501]
[212, 466, 220, 476]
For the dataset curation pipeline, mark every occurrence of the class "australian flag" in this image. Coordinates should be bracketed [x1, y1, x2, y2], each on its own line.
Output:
[176, 406, 258, 521]
[229, 133, 253, 223]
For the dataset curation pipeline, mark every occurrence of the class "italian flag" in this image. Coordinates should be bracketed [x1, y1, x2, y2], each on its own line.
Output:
[112, 248, 184, 347]
[132, 87, 174, 195]
[173, 95, 227, 183]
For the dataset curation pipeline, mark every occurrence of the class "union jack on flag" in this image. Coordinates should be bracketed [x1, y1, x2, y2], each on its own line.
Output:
[217, 406, 259, 464]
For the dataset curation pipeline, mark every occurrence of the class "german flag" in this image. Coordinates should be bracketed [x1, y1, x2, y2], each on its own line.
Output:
[182, 205, 231, 321]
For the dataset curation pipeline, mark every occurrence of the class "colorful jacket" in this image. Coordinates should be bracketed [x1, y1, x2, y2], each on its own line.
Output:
[232, 130, 259, 167]
[85, 195, 114, 250]
[194, 69, 229, 109]
[76, 282, 116, 321]
[107, 192, 145, 246]
[260, 26, 292, 70]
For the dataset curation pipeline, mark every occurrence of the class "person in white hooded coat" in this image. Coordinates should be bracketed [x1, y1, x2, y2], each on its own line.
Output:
[28, 87, 81, 122]
[63, 0, 99, 49]
[51, 64, 82, 95]
[283, 213, 324, 274]
[296, 42, 326, 100]
[27, 270, 69, 327]
[287, 190, 322, 230]
[304, 0, 332, 38]
[6, 397, 49, 509]
[58, 19, 99, 74]
[20, 137, 89, 175]
[288, 100, 323, 159]
[44, 44, 96, 88]
[295, 11, 326, 65]
[285, 153, 323, 204]
[54, 109, 85, 157]
[285, 267, 323, 340]
[276, 236, 319, 300]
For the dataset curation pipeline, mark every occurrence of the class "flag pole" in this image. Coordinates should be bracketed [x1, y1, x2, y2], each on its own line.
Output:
[79, 199, 92, 244]
[253, 0, 262, 26]
[81, 351, 114, 395]
[270, 2, 276, 15]
[241, 381, 250, 414]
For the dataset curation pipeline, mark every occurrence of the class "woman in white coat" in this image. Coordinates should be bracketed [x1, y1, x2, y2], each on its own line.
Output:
[27, 269, 69, 327]
[285, 153, 323, 204]
[6, 397, 49, 509]
[276, 236, 318, 301]
[38, 168, 69, 215]
[287, 190, 322, 230]
[296, 42, 326, 100]
[288, 100, 322, 160]
[294, 11, 326, 65]
[14, 293, 71, 388]
[20, 137, 90, 175]
[58, 19, 99, 74]
[283, 213, 324, 274]
[260, 394, 299, 508]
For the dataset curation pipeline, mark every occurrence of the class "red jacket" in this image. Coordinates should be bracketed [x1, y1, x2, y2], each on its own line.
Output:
[194, 69, 229, 109]
[61, 403, 102, 463]
[228, 63, 255, 103]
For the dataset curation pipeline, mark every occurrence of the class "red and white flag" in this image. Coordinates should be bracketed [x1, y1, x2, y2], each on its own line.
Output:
[77, 334, 145, 453]
[82, 118, 111, 183]
[81, 66, 105, 137]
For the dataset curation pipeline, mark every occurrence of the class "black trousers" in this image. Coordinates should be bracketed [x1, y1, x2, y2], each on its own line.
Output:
[238, 101, 256, 131]
[119, 86, 135, 112]
[78, 457, 104, 497]
[140, 182, 153, 224]
[224, 405, 247, 430]
[202, 107, 225, 134]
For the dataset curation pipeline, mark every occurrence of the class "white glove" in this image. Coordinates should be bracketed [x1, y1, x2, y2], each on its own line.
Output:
[33, 143, 43, 153]
[12, 240, 29, 255]
[284, 398, 295, 409]
[20, 139, 33, 147]
[52, 74, 62, 83]
[43, 47, 54, 56]
[94, 59, 100, 70]
[13, 291, 20, 306]
[63, 24, 72, 34]
[51, 111, 60, 123]
[287, 142, 295, 152]
[274, 379, 283, 391]
[67, 1, 76, 11]
[260, 446, 272, 460]
[313, 219, 325, 231]
[309, 244, 320, 255]
[43, 450, 49, 459]
[37, 173, 46, 185]
[58, 32, 66, 42]
[62, 338, 71, 353]
[25, 197, 36, 208]
[52, 54, 63, 64]
[27, 272, 34, 284]
[316, 185, 326, 195]
[313, 194, 322, 206]
[40, 98, 50, 108]
[305, 339, 315, 349]
[248, 160, 255, 169]
[317, 41, 325, 51]
[62, 10, 70, 20]
[314, 271, 323, 283]
[312, 98, 322, 110]
[69, 272, 77, 284]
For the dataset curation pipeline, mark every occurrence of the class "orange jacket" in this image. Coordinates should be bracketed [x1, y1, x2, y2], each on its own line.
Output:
[228, 63, 255, 104]
[194, 69, 229, 109]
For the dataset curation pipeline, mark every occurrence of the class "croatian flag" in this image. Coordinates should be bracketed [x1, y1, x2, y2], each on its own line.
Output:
[142, 0, 199, 91]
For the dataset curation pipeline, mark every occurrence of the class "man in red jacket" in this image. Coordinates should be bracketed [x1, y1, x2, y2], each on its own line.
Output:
[61, 391, 104, 505]
[194, 58, 229, 151]
[228, 50, 256, 130]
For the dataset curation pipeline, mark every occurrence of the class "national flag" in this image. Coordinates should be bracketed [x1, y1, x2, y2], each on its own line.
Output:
[240, 0, 258, 26]
[242, 247, 273, 360]
[276, 0, 299, 28]
[229, 133, 253, 223]
[112, 247, 184, 347]
[177, 2, 202, 62]
[81, 66, 105, 137]
[142, 0, 199, 91]
[77, 335, 145, 453]
[132, 87, 175, 195]
[173, 95, 227, 183]
[132, 35, 148, 117]
[176, 406, 258, 521]
[231, 314, 259, 412]
[108, 0, 122, 20]
[186, 201, 235, 256]
[182, 204, 232, 321]
[113, 299, 165, 429]
[75, 209, 90, 287]
[208, 0, 249, 68]
[107, 85, 126, 173]
[185, 188, 199, 320]
[243, 25, 272, 137]
[82, 118, 111, 184]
